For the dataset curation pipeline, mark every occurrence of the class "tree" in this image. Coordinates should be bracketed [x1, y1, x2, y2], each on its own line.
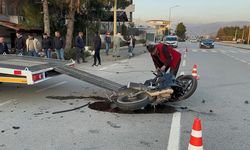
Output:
[175, 22, 186, 39]
[22, 0, 42, 29]
[65, 0, 80, 50]
[43, 0, 50, 35]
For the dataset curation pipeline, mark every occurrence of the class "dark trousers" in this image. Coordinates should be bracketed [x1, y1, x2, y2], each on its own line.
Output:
[76, 48, 85, 63]
[93, 49, 101, 65]
[170, 59, 181, 77]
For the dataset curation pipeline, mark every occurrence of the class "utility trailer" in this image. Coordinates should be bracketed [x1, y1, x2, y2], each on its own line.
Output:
[0, 54, 124, 92]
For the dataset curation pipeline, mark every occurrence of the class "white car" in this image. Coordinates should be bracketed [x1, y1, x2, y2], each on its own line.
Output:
[163, 36, 178, 48]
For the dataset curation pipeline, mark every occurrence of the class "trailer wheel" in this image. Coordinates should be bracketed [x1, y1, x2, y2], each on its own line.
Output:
[116, 92, 150, 111]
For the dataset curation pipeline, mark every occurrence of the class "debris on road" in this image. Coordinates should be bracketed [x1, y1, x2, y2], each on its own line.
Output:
[244, 100, 249, 104]
[52, 102, 90, 114]
[12, 126, 20, 130]
[209, 110, 213, 113]
[202, 99, 206, 103]
[107, 121, 121, 128]
[33, 112, 43, 116]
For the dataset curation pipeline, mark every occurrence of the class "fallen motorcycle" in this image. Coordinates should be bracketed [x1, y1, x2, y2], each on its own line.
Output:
[113, 72, 198, 110]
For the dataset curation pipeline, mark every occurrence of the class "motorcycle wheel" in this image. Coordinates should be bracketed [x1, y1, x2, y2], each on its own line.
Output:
[116, 92, 150, 111]
[176, 75, 198, 100]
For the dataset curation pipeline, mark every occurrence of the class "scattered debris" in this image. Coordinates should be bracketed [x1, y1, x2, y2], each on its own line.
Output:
[140, 141, 151, 147]
[89, 130, 100, 134]
[209, 110, 213, 113]
[1, 130, 5, 133]
[180, 106, 188, 110]
[69, 103, 74, 105]
[33, 113, 43, 116]
[244, 100, 249, 104]
[12, 126, 20, 130]
[202, 99, 206, 103]
[52, 102, 90, 114]
[107, 121, 121, 128]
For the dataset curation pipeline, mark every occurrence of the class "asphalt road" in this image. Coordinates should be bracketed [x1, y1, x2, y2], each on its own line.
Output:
[0, 42, 250, 150]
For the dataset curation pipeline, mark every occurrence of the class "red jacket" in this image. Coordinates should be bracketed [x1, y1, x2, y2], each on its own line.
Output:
[151, 43, 181, 69]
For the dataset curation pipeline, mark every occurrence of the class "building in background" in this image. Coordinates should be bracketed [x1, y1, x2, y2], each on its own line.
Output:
[146, 20, 170, 42]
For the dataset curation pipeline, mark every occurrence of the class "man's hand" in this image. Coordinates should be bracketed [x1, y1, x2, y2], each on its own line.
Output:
[160, 65, 166, 72]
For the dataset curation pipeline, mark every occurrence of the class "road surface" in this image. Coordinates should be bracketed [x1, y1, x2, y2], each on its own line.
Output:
[0, 42, 250, 150]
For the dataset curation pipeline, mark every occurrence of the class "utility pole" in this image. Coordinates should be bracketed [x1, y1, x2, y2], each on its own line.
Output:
[42, 0, 50, 35]
[113, 0, 117, 37]
[168, 5, 179, 35]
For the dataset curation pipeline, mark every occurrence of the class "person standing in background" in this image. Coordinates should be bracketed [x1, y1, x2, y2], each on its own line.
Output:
[128, 35, 133, 58]
[53, 31, 65, 60]
[42, 33, 53, 58]
[104, 31, 111, 55]
[75, 31, 87, 63]
[26, 34, 40, 57]
[15, 31, 26, 55]
[0, 36, 9, 54]
[113, 32, 126, 57]
[92, 32, 102, 66]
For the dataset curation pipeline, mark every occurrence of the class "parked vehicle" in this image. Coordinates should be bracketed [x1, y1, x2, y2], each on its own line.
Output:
[199, 39, 215, 48]
[162, 35, 178, 48]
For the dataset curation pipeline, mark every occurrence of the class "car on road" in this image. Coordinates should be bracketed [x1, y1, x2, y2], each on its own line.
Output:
[199, 39, 215, 48]
[162, 35, 178, 48]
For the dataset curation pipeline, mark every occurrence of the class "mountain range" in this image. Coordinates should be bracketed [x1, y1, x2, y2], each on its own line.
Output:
[186, 21, 250, 37]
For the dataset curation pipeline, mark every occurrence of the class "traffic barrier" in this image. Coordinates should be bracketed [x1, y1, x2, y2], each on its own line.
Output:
[192, 64, 199, 80]
[188, 118, 203, 150]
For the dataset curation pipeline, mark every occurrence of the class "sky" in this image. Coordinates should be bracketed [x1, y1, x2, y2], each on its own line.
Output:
[133, 0, 250, 24]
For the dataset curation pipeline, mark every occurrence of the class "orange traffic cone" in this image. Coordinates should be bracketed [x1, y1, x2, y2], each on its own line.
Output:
[192, 64, 199, 80]
[188, 118, 203, 150]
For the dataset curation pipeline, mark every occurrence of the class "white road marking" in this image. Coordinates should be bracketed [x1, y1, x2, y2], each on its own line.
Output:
[220, 50, 226, 53]
[180, 72, 185, 75]
[241, 60, 247, 63]
[36, 81, 68, 93]
[167, 112, 181, 150]
[211, 50, 217, 53]
[0, 99, 12, 107]
[184, 54, 187, 58]
[201, 49, 207, 53]
[192, 49, 198, 52]
[182, 60, 186, 67]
